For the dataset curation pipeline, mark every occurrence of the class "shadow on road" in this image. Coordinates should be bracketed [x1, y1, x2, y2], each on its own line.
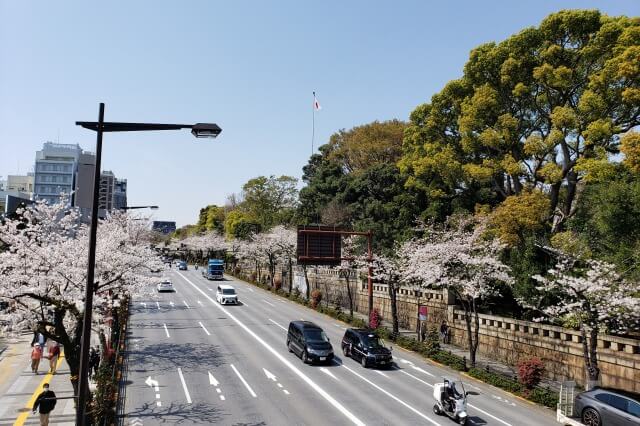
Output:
[123, 401, 224, 424]
[127, 341, 226, 371]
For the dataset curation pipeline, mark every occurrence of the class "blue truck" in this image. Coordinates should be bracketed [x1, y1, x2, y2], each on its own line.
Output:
[203, 259, 224, 280]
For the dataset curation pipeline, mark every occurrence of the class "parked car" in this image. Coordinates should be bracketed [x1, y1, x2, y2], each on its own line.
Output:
[575, 387, 640, 426]
[156, 280, 174, 292]
[216, 284, 238, 305]
[287, 321, 334, 364]
[341, 328, 393, 368]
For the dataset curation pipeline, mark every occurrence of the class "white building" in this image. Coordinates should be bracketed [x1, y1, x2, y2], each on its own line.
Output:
[33, 142, 83, 205]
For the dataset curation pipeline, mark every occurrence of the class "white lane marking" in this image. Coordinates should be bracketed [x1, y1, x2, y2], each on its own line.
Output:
[399, 358, 413, 365]
[163, 323, 170, 338]
[248, 288, 254, 292]
[268, 318, 287, 331]
[156, 301, 160, 310]
[231, 364, 257, 398]
[399, 369, 433, 388]
[277, 383, 283, 388]
[156, 401, 161, 407]
[341, 364, 441, 426]
[374, 370, 389, 378]
[169, 301, 175, 307]
[216, 388, 221, 393]
[241, 301, 250, 307]
[220, 395, 226, 400]
[139, 302, 146, 308]
[145, 376, 160, 392]
[410, 365, 435, 377]
[199, 321, 211, 336]
[198, 300, 203, 306]
[262, 299, 275, 307]
[156, 393, 160, 398]
[183, 300, 190, 309]
[178, 272, 365, 426]
[320, 368, 338, 380]
[283, 390, 290, 395]
[467, 402, 513, 426]
[177, 367, 192, 404]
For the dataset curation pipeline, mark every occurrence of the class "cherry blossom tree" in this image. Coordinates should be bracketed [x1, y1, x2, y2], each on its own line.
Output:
[181, 232, 228, 265]
[0, 200, 162, 395]
[272, 226, 297, 293]
[335, 236, 359, 317]
[402, 217, 513, 366]
[531, 257, 640, 384]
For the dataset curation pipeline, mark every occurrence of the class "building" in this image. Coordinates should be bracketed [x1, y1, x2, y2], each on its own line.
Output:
[6, 174, 34, 195]
[98, 170, 116, 212]
[33, 142, 82, 205]
[113, 178, 127, 210]
[152, 221, 177, 234]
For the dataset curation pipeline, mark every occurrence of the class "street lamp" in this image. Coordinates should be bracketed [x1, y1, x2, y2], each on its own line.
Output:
[119, 205, 159, 210]
[74, 103, 221, 425]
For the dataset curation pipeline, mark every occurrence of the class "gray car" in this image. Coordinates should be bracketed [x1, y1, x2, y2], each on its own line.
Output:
[575, 388, 640, 426]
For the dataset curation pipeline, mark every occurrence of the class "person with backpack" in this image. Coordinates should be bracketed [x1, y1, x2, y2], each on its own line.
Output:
[33, 383, 57, 426]
[31, 343, 43, 374]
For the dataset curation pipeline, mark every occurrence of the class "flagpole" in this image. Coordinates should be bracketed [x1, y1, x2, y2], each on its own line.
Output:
[312, 91, 316, 155]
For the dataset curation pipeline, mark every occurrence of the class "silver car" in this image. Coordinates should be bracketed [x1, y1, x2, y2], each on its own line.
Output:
[156, 280, 174, 292]
[575, 388, 640, 426]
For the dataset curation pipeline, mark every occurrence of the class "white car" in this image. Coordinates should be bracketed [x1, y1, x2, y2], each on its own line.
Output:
[157, 280, 174, 292]
[216, 284, 238, 305]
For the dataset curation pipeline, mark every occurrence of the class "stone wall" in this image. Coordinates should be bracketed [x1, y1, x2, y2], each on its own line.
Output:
[286, 267, 640, 393]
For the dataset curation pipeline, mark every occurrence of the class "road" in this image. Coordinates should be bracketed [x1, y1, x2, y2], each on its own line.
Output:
[122, 268, 558, 426]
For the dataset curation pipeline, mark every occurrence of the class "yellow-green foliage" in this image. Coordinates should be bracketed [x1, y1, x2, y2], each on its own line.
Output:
[489, 191, 550, 246]
[621, 131, 640, 175]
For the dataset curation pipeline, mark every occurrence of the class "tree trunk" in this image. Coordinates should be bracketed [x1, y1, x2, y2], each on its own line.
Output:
[581, 326, 600, 385]
[388, 282, 399, 335]
[303, 265, 310, 300]
[462, 300, 476, 367]
[288, 258, 293, 294]
[345, 272, 354, 318]
[472, 298, 480, 367]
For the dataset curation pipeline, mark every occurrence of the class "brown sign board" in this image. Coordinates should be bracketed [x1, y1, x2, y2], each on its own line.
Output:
[297, 225, 342, 266]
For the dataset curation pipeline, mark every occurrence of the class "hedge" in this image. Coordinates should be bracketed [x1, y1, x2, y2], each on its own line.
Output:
[229, 271, 559, 409]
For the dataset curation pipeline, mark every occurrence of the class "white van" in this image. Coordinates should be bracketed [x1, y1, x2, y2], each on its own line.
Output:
[216, 284, 238, 305]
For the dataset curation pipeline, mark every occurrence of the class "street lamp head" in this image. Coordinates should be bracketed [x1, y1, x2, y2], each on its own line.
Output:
[149, 206, 159, 210]
[191, 123, 222, 138]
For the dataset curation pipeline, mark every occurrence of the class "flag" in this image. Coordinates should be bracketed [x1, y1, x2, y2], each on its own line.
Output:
[313, 92, 322, 110]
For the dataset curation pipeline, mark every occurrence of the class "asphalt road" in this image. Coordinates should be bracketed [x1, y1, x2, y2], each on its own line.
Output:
[122, 268, 558, 426]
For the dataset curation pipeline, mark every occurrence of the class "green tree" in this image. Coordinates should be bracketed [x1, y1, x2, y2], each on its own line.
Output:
[224, 210, 260, 240]
[242, 175, 298, 229]
[402, 10, 640, 231]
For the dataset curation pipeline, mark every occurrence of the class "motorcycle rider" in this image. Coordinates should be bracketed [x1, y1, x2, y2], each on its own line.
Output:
[444, 380, 457, 413]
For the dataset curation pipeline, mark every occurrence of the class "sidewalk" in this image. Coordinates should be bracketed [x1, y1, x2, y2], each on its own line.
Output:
[0, 336, 77, 426]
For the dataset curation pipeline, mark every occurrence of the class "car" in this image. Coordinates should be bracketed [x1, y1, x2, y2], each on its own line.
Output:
[575, 388, 640, 426]
[156, 280, 174, 292]
[287, 321, 334, 365]
[216, 284, 238, 305]
[341, 328, 393, 368]
[178, 261, 188, 270]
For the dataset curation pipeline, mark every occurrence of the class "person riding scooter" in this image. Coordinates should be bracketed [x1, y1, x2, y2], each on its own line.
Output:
[444, 380, 460, 413]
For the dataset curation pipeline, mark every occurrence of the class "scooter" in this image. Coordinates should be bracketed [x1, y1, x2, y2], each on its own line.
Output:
[433, 377, 469, 425]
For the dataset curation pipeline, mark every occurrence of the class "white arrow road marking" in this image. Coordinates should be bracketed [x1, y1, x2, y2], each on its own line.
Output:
[208, 371, 226, 401]
[262, 299, 275, 307]
[268, 318, 287, 331]
[197, 300, 203, 306]
[231, 364, 257, 398]
[199, 322, 211, 336]
[183, 300, 190, 309]
[264, 368, 290, 395]
[341, 364, 441, 426]
[129, 417, 143, 426]
[410, 365, 435, 377]
[320, 368, 338, 380]
[156, 301, 160, 310]
[263, 368, 277, 381]
[163, 323, 170, 338]
[145, 376, 161, 406]
[177, 367, 192, 404]
[178, 272, 365, 426]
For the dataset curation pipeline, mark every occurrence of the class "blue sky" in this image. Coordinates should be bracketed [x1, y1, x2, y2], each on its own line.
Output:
[1, 1, 638, 226]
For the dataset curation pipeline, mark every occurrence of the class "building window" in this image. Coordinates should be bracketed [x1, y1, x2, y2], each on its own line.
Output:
[51, 176, 57, 183]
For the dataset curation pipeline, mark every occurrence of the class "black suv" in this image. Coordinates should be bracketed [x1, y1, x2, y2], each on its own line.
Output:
[287, 321, 334, 364]
[341, 328, 393, 368]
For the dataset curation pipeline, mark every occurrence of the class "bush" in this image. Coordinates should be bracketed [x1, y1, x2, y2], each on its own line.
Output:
[527, 387, 559, 408]
[431, 350, 467, 371]
[468, 368, 521, 393]
[517, 357, 545, 389]
[310, 289, 322, 309]
[369, 308, 381, 329]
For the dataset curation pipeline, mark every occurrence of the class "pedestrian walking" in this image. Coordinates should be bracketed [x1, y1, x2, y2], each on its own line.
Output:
[440, 320, 449, 344]
[32, 383, 56, 426]
[48, 343, 60, 374]
[31, 343, 43, 374]
[89, 347, 100, 379]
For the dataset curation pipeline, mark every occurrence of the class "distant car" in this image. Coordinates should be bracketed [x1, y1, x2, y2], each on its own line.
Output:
[178, 261, 188, 270]
[341, 328, 393, 368]
[575, 388, 640, 426]
[156, 280, 174, 292]
[216, 284, 238, 305]
[287, 321, 334, 365]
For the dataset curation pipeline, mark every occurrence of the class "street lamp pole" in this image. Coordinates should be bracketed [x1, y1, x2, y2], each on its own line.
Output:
[76, 102, 104, 425]
[75, 104, 221, 425]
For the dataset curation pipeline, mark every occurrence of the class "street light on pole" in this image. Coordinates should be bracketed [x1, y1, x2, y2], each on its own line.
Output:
[74, 103, 221, 425]
[119, 205, 159, 210]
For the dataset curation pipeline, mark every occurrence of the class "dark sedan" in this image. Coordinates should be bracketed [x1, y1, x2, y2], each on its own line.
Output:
[575, 388, 640, 426]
